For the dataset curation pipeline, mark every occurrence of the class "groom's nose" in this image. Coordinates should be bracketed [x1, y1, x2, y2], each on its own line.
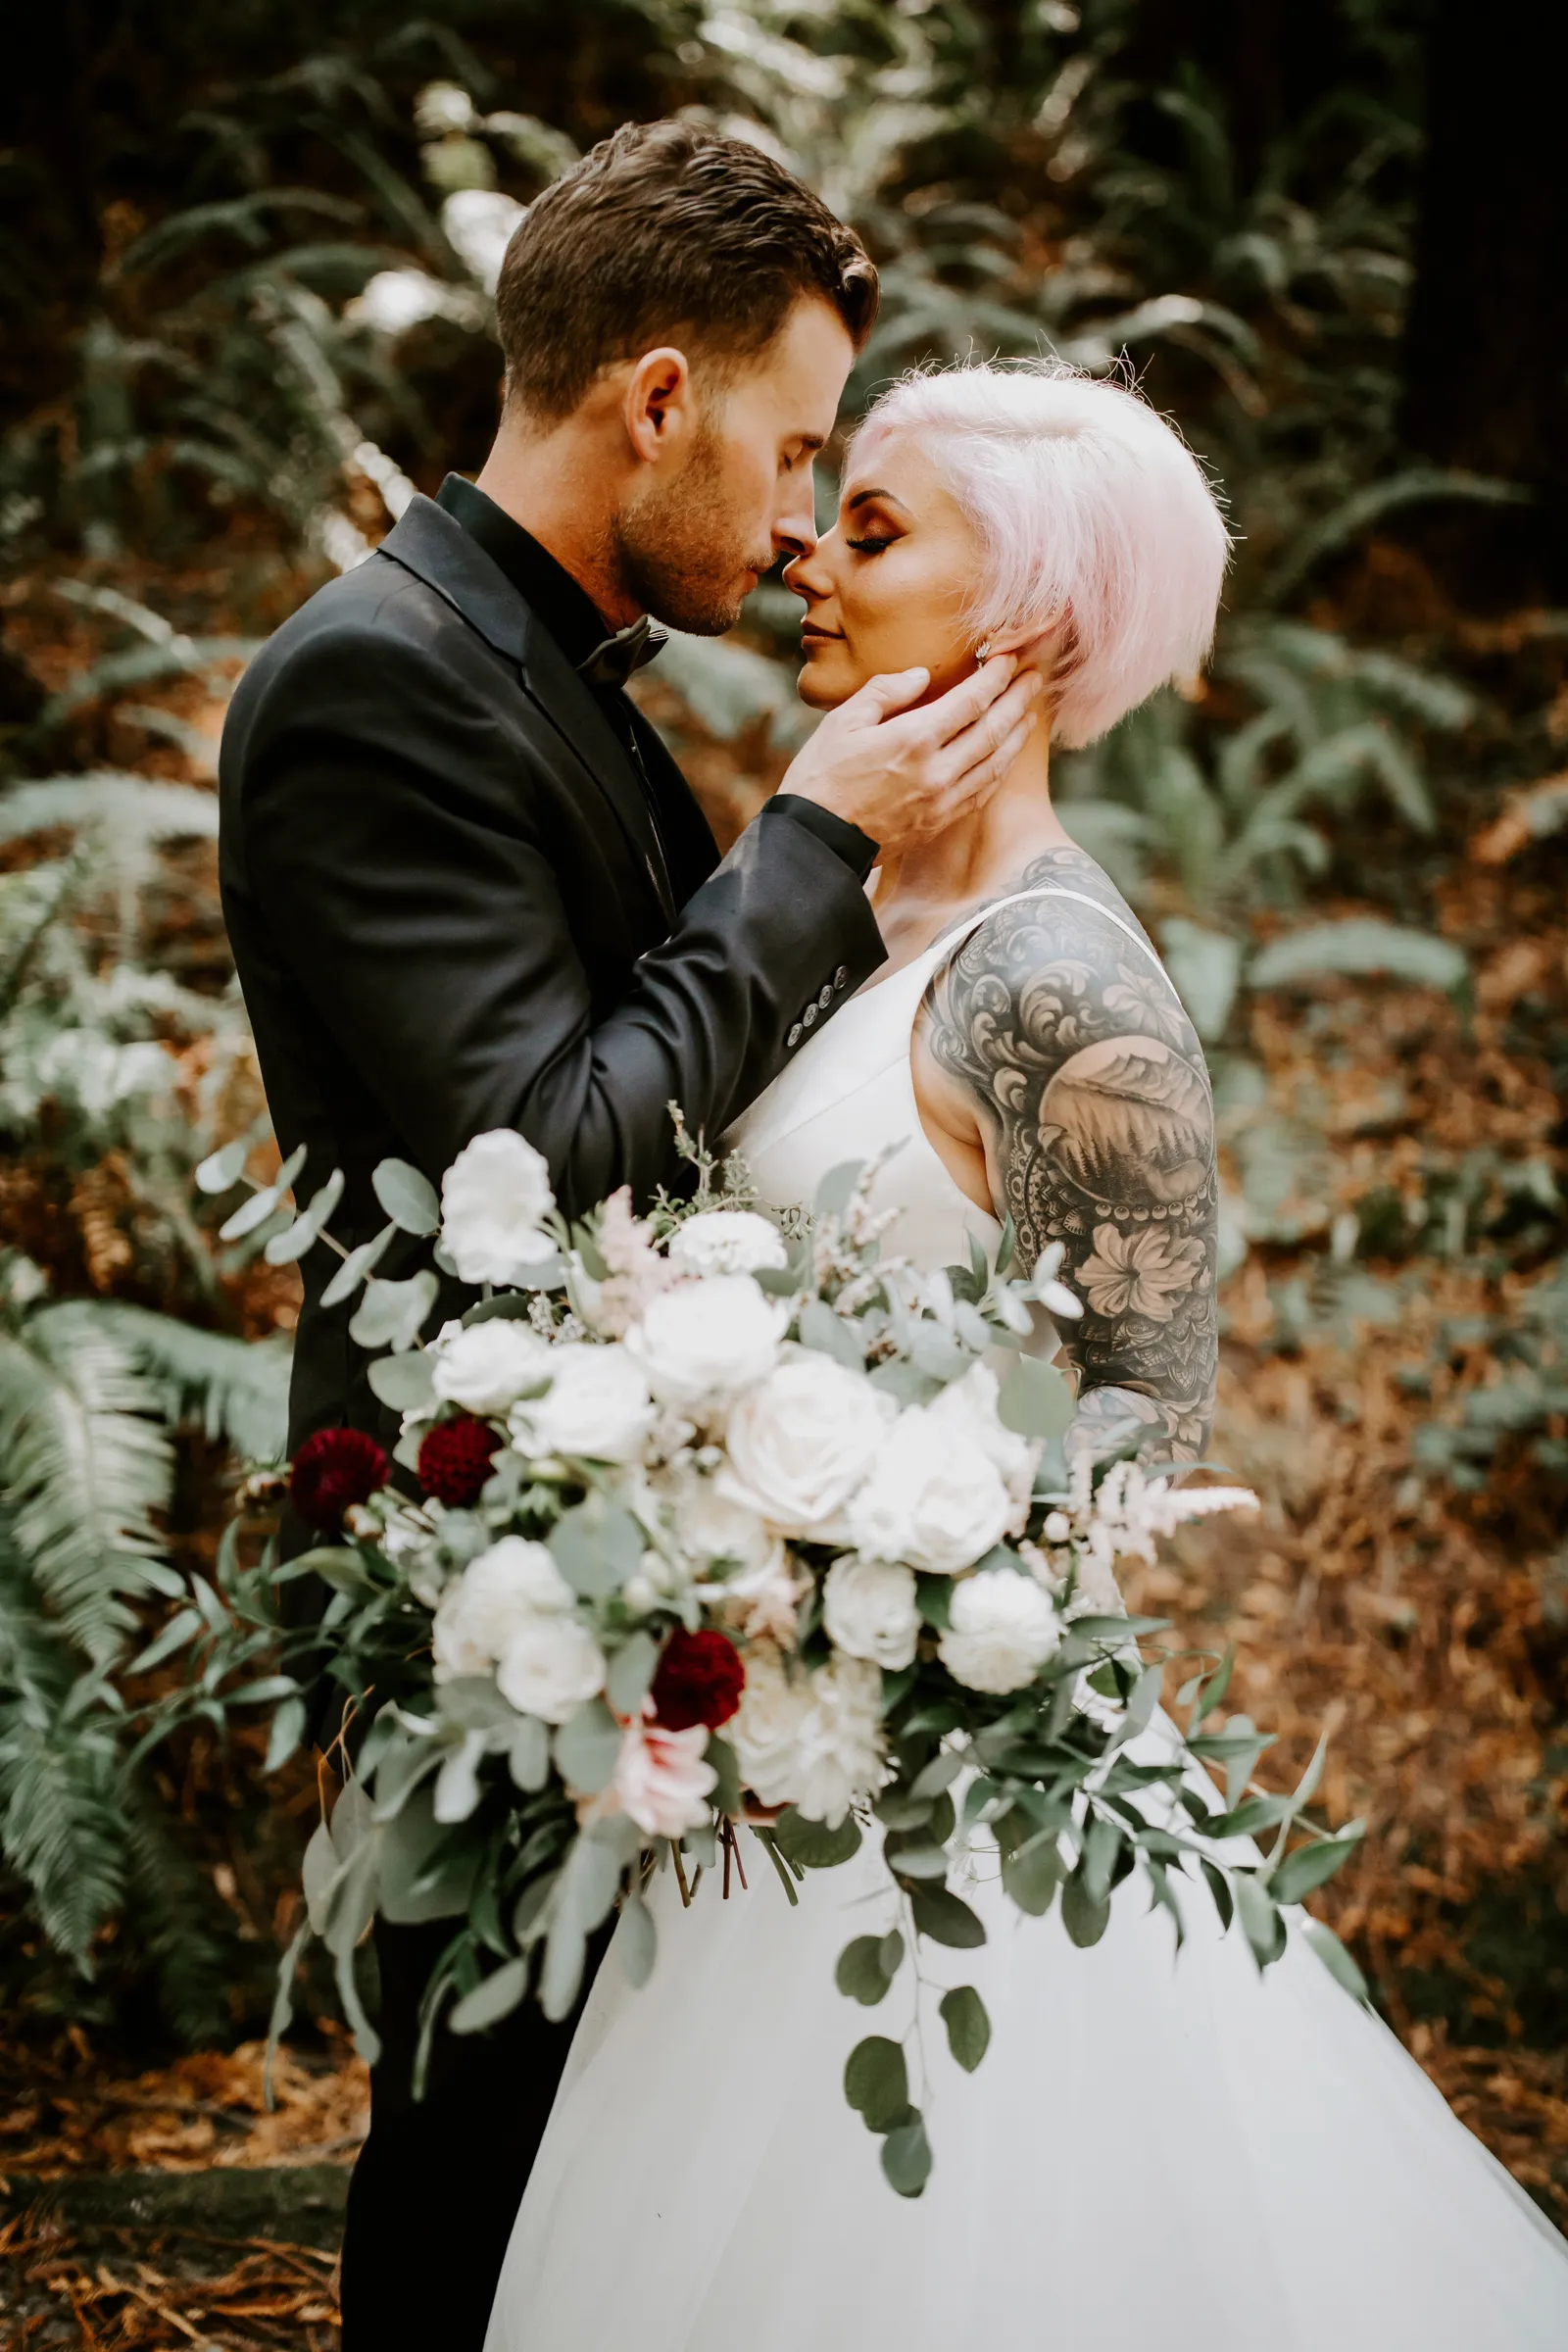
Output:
[772, 495, 817, 564]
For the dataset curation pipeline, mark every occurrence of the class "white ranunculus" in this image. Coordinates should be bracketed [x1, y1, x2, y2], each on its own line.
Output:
[789, 1653, 887, 1828]
[717, 1349, 896, 1535]
[728, 1643, 885, 1828]
[939, 1566, 1061, 1695]
[847, 1406, 1012, 1576]
[432, 1319, 553, 1417]
[623, 1274, 786, 1408]
[667, 1208, 789, 1280]
[727, 1641, 813, 1806]
[612, 1718, 716, 1838]
[496, 1613, 606, 1723]
[509, 1341, 655, 1464]
[822, 1554, 920, 1671]
[431, 1536, 574, 1679]
[927, 1363, 1041, 1526]
[440, 1129, 557, 1286]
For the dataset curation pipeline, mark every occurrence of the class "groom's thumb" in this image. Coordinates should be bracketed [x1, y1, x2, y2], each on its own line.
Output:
[854, 665, 930, 722]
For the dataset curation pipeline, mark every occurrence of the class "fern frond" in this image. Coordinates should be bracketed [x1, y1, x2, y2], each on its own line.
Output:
[99, 1305, 291, 1463]
[0, 1304, 175, 1665]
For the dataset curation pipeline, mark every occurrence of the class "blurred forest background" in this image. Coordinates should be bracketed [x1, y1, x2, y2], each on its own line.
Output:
[3, 0, 1567, 2336]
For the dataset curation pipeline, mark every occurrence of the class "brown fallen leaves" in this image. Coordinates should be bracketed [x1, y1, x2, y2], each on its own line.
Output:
[0, 2209, 339, 2349]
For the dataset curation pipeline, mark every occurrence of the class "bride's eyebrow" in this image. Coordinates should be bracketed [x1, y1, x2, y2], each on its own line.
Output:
[843, 486, 909, 517]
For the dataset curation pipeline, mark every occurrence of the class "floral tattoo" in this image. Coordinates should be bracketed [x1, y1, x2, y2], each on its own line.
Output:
[921, 844, 1218, 1464]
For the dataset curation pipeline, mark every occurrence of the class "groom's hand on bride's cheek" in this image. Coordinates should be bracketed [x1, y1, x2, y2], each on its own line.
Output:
[778, 656, 1044, 857]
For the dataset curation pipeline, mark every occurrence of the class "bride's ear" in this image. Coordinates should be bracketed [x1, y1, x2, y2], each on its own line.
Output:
[975, 606, 1069, 668]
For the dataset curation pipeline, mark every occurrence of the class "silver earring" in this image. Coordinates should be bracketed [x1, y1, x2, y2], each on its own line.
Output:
[975, 638, 993, 662]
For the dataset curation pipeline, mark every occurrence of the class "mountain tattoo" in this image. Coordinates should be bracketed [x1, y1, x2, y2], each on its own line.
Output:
[918, 843, 1218, 1465]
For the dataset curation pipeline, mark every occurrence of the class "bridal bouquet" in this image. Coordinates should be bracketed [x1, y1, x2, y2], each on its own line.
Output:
[189, 1118, 1365, 2196]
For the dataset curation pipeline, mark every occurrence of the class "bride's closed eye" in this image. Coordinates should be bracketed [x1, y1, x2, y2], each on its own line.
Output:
[846, 533, 896, 555]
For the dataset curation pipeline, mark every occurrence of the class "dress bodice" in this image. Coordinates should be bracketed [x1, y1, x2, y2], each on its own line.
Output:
[724, 883, 1171, 1276]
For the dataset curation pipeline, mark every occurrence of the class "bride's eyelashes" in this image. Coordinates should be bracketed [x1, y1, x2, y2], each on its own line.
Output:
[846, 533, 896, 555]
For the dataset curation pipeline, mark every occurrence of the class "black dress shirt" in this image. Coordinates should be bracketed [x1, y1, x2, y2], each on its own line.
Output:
[434, 473, 878, 881]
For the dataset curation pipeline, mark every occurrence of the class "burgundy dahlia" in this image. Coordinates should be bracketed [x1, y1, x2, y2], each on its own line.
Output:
[418, 1413, 502, 1509]
[290, 1426, 389, 1533]
[651, 1628, 746, 1733]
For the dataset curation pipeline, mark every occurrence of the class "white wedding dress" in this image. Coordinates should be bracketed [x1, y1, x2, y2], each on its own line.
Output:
[486, 890, 1568, 2350]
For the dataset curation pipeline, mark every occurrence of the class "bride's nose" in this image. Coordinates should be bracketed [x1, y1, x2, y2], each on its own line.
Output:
[783, 542, 832, 602]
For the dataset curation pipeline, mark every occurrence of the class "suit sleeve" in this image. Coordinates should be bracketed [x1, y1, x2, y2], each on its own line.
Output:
[234, 636, 886, 1213]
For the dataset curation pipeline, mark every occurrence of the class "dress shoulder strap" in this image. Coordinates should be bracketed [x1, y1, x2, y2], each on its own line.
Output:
[928, 882, 1173, 985]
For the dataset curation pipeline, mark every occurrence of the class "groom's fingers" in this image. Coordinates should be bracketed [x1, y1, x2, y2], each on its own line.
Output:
[934, 669, 1045, 789]
[912, 652, 1021, 746]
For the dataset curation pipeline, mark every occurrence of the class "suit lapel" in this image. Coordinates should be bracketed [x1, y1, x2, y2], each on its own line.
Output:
[377, 497, 676, 922]
[624, 703, 719, 903]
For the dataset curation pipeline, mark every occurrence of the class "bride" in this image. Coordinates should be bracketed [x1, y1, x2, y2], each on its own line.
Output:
[485, 362, 1568, 2348]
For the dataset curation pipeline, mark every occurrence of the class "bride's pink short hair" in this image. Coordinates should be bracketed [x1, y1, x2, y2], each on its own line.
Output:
[855, 359, 1230, 748]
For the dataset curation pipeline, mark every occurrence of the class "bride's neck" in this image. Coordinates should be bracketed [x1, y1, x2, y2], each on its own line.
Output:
[873, 719, 1073, 918]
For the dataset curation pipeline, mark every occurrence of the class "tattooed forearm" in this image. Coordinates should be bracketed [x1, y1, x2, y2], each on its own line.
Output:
[923, 845, 1218, 1465]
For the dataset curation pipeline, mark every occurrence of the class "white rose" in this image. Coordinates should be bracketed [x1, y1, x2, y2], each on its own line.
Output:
[939, 1565, 1061, 1694]
[440, 1129, 556, 1286]
[612, 1718, 716, 1838]
[510, 1342, 655, 1464]
[847, 1407, 1012, 1576]
[789, 1653, 887, 1828]
[717, 1350, 896, 1534]
[927, 1363, 1041, 1527]
[431, 1537, 574, 1679]
[727, 1642, 813, 1807]
[729, 1643, 884, 1829]
[623, 1274, 786, 1407]
[673, 1473, 784, 1581]
[497, 1614, 606, 1723]
[432, 1320, 553, 1417]
[667, 1209, 789, 1280]
[822, 1555, 920, 1671]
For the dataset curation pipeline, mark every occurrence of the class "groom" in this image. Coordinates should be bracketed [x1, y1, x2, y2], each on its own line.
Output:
[220, 118, 1037, 2347]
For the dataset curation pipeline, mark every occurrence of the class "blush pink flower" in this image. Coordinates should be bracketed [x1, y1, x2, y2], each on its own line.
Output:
[612, 1716, 716, 1838]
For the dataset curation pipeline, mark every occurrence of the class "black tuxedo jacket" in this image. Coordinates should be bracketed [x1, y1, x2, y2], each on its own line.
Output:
[219, 493, 885, 1455]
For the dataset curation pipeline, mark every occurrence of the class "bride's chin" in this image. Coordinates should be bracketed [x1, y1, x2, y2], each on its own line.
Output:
[796, 654, 861, 711]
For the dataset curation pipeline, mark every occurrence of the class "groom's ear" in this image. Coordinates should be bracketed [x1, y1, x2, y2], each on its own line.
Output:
[623, 346, 697, 466]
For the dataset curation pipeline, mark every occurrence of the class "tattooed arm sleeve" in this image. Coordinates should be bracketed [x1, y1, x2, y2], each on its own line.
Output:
[923, 850, 1218, 1465]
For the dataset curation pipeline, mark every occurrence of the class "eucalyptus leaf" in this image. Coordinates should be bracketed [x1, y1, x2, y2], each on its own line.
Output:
[997, 1353, 1074, 1439]
[195, 1138, 250, 1194]
[553, 1699, 622, 1795]
[265, 1695, 307, 1775]
[302, 1818, 337, 1935]
[1303, 1918, 1371, 2004]
[1233, 1873, 1287, 1969]
[797, 1297, 865, 1370]
[939, 1984, 991, 2073]
[881, 2114, 932, 2197]
[372, 1155, 442, 1236]
[450, 1957, 528, 2035]
[909, 1885, 985, 1948]
[350, 1270, 438, 1352]
[772, 1807, 862, 1869]
[844, 2034, 907, 2131]
[1001, 1834, 1061, 1917]
[606, 1630, 661, 1719]
[264, 1167, 345, 1265]
[1270, 1833, 1361, 1905]
[836, 1935, 895, 2005]
[814, 1160, 865, 1218]
[1060, 1863, 1110, 1947]
[368, 1348, 437, 1412]
[619, 1892, 657, 1987]
[320, 1221, 397, 1307]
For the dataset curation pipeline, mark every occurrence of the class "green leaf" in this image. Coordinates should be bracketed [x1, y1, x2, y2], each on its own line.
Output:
[1302, 1919, 1370, 2004]
[450, 1956, 528, 2035]
[909, 1885, 986, 1949]
[619, 1893, 657, 1987]
[1250, 917, 1466, 995]
[1001, 1833, 1061, 1917]
[797, 1298, 865, 1370]
[1060, 1863, 1110, 1947]
[836, 1935, 895, 2005]
[320, 1222, 396, 1308]
[372, 1157, 441, 1236]
[550, 1499, 642, 1599]
[265, 1696, 307, 1775]
[125, 1605, 201, 1674]
[350, 1271, 438, 1352]
[844, 2034, 907, 2132]
[997, 1354, 1074, 1439]
[914, 1573, 953, 1630]
[507, 1714, 551, 1793]
[606, 1630, 661, 1719]
[553, 1699, 622, 1795]
[881, 2113, 933, 2197]
[302, 1819, 336, 1935]
[1200, 1859, 1235, 1932]
[909, 1748, 962, 1801]
[219, 1185, 284, 1243]
[368, 1348, 437, 1413]
[264, 1168, 346, 1265]
[1191, 1643, 1235, 1728]
[879, 1929, 905, 1981]
[887, 1841, 950, 1881]
[706, 1734, 741, 1819]
[1269, 1834, 1362, 1906]
[813, 1160, 865, 1218]
[939, 1984, 991, 2072]
[195, 1139, 250, 1195]
[1233, 1873, 1287, 1969]
[1160, 917, 1243, 1041]
[772, 1807, 862, 1869]
[1082, 1814, 1123, 1904]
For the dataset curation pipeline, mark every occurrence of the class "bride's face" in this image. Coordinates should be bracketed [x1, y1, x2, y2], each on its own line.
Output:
[783, 430, 984, 709]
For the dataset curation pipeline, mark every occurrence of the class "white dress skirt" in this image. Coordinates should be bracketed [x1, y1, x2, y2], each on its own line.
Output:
[485, 891, 1568, 2350]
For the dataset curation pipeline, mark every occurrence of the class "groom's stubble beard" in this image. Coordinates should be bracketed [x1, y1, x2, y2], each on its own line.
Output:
[612, 413, 773, 636]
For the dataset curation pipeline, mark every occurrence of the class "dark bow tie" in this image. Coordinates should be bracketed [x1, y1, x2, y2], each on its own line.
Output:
[576, 614, 668, 688]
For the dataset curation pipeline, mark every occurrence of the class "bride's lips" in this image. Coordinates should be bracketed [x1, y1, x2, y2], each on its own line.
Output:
[800, 621, 844, 643]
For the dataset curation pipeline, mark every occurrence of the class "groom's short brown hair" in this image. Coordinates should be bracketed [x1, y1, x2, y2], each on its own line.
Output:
[494, 119, 878, 419]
